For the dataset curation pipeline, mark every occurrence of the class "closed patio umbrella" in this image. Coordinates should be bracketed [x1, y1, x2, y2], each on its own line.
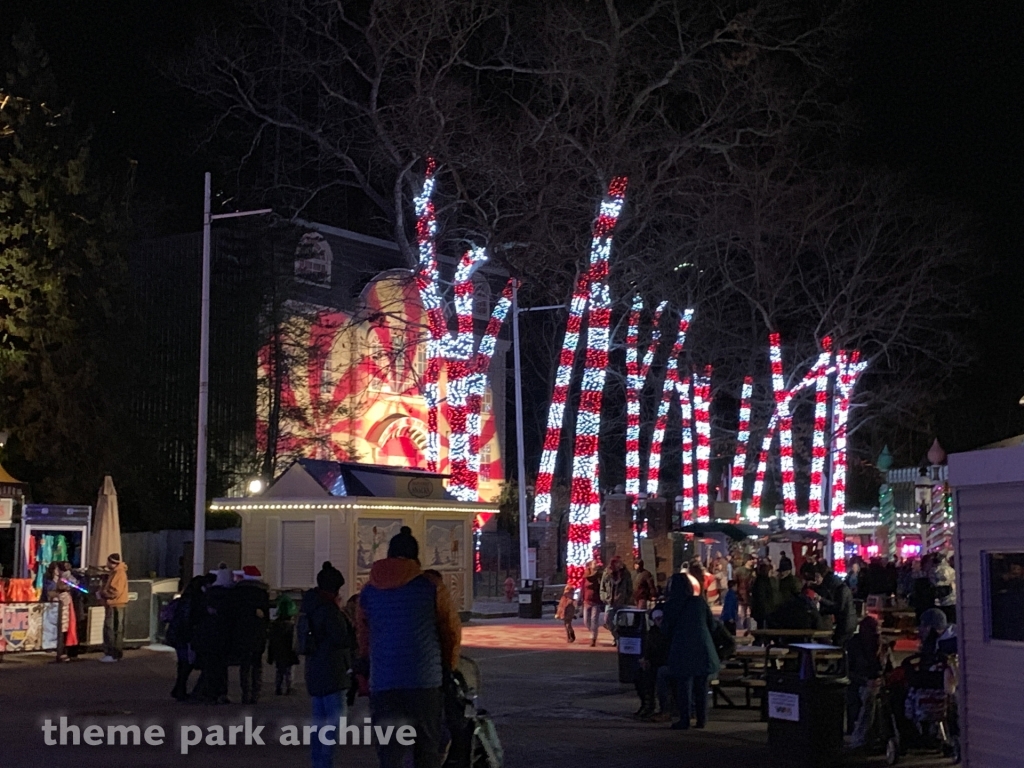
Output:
[89, 475, 122, 567]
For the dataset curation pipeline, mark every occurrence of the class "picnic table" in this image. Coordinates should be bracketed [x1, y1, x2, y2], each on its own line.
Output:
[716, 645, 792, 709]
[750, 628, 834, 644]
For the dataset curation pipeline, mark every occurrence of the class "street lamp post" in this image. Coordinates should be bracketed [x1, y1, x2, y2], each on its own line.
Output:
[511, 280, 565, 582]
[193, 172, 272, 577]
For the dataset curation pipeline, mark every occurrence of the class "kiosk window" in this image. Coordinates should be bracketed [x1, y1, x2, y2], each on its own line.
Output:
[986, 551, 1024, 642]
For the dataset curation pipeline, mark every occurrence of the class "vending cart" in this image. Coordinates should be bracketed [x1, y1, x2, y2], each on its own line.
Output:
[20, 504, 92, 589]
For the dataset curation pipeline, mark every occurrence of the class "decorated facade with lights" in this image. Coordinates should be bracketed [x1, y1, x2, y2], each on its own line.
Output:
[256, 243, 508, 503]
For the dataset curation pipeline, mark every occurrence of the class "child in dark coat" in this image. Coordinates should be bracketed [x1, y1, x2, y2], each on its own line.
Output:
[267, 594, 300, 695]
[556, 585, 577, 643]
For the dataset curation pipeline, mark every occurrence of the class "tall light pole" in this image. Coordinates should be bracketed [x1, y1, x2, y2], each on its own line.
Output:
[193, 172, 272, 577]
[511, 279, 564, 582]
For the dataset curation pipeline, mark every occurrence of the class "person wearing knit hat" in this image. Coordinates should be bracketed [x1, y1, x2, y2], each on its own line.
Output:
[357, 525, 461, 768]
[99, 552, 129, 662]
[303, 561, 353, 768]
[386, 526, 420, 561]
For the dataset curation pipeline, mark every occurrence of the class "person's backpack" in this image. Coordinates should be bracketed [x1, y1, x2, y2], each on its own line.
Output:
[296, 611, 317, 656]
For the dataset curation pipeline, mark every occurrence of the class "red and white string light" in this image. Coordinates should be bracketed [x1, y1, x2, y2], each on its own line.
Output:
[769, 333, 799, 527]
[412, 160, 512, 501]
[807, 339, 834, 530]
[693, 366, 713, 523]
[625, 297, 665, 498]
[566, 177, 629, 585]
[729, 376, 754, 505]
[829, 349, 867, 574]
[678, 376, 695, 523]
[646, 310, 694, 496]
[534, 268, 594, 520]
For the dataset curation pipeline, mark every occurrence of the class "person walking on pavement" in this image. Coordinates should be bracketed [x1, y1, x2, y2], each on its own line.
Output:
[232, 565, 270, 704]
[662, 573, 720, 730]
[633, 559, 657, 609]
[302, 562, 352, 768]
[99, 553, 129, 662]
[581, 561, 604, 647]
[556, 585, 577, 643]
[357, 526, 462, 768]
[600, 556, 634, 646]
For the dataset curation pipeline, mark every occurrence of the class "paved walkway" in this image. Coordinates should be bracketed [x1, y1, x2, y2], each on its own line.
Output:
[0, 617, 952, 768]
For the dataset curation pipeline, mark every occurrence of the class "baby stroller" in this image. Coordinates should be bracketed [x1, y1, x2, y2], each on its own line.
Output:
[442, 656, 503, 768]
[876, 653, 959, 765]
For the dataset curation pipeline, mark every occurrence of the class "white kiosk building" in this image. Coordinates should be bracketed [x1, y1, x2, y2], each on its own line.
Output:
[949, 444, 1024, 768]
[212, 460, 495, 612]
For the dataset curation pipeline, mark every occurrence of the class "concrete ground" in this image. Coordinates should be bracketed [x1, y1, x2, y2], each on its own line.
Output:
[0, 618, 953, 768]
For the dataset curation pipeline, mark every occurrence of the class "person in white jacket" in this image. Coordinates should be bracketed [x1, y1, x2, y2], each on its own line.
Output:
[930, 552, 956, 623]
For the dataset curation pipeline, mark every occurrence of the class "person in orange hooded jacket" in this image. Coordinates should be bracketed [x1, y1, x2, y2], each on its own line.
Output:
[356, 526, 461, 768]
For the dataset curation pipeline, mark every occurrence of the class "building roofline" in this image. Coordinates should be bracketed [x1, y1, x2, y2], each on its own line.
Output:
[291, 219, 402, 252]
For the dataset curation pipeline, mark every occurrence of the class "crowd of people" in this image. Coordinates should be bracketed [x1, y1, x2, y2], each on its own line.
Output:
[552, 544, 959, 740]
[164, 525, 462, 768]
[101, 534, 960, 763]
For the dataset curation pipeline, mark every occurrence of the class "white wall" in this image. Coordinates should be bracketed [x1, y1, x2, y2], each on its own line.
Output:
[951, 446, 1024, 768]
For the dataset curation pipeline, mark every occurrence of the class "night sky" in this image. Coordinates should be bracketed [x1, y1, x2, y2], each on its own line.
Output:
[7, 0, 1024, 459]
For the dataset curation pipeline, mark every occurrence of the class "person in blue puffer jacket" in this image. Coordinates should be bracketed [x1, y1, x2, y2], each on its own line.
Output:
[356, 526, 461, 768]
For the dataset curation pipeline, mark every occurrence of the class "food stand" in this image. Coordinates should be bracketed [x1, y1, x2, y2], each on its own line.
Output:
[213, 460, 497, 612]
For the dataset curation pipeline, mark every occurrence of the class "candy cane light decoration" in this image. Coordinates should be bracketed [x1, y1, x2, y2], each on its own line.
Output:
[566, 176, 629, 585]
[693, 366, 713, 523]
[412, 159, 513, 500]
[646, 310, 694, 497]
[625, 298, 666, 497]
[729, 377, 754, 505]
[768, 333, 799, 527]
[829, 349, 868, 574]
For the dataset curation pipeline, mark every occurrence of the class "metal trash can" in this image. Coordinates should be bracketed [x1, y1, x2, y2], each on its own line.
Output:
[766, 643, 848, 768]
[517, 579, 543, 619]
[615, 608, 648, 683]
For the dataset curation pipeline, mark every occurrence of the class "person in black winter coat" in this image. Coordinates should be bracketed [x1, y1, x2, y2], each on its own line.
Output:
[812, 560, 858, 647]
[634, 609, 670, 719]
[232, 566, 271, 704]
[302, 563, 351, 768]
[193, 572, 234, 704]
[168, 575, 207, 701]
